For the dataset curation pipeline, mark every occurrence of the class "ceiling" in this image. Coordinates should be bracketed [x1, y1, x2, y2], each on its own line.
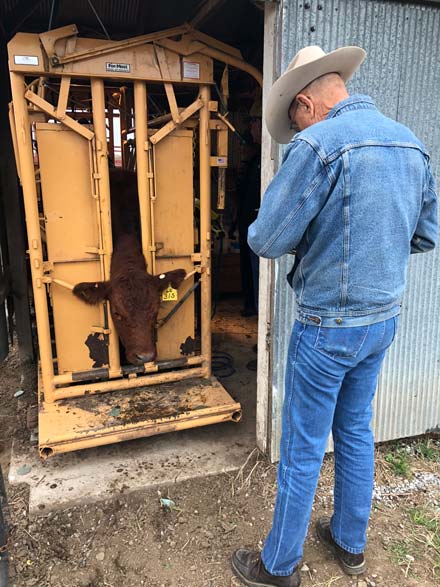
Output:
[1, 0, 265, 67]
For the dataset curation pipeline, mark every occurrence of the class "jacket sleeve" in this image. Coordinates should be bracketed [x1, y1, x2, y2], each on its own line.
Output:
[247, 139, 332, 259]
[411, 164, 438, 254]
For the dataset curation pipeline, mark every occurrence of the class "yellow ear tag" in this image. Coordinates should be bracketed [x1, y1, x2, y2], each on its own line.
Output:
[162, 284, 178, 302]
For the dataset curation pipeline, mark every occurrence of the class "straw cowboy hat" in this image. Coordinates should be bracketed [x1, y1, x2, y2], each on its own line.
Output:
[265, 45, 367, 144]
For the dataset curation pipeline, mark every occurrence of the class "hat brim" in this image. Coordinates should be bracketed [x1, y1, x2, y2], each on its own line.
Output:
[265, 46, 367, 144]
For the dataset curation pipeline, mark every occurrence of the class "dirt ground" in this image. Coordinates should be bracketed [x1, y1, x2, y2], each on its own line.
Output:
[1, 300, 439, 587]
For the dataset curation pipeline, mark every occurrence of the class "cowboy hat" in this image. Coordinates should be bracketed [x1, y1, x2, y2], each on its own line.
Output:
[265, 45, 367, 144]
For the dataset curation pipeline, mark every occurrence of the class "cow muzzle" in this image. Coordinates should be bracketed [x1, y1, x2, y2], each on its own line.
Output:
[129, 351, 156, 365]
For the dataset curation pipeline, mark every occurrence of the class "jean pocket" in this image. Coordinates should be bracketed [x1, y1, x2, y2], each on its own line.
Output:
[314, 325, 370, 359]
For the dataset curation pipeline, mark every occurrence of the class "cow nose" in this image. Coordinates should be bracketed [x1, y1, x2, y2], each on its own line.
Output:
[136, 352, 155, 364]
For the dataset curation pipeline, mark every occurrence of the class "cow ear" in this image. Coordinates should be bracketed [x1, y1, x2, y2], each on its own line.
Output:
[156, 269, 186, 291]
[73, 281, 111, 305]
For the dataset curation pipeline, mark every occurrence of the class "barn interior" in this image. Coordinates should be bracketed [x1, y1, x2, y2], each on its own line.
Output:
[1, 0, 266, 502]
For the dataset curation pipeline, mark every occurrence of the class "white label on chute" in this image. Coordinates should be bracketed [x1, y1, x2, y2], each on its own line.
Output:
[106, 62, 131, 73]
[14, 55, 39, 65]
[183, 61, 200, 80]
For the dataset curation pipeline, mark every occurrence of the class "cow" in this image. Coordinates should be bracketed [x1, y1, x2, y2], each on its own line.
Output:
[73, 169, 186, 365]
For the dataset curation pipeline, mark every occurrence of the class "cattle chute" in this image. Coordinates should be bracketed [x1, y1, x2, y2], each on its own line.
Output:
[8, 24, 261, 457]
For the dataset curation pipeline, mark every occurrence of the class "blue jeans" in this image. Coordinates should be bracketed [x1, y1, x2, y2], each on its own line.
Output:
[262, 316, 398, 576]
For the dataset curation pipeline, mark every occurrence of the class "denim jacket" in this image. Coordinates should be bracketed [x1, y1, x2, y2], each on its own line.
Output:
[248, 95, 438, 327]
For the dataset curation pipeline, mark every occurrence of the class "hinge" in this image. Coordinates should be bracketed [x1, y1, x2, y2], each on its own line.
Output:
[43, 261, 53, 274]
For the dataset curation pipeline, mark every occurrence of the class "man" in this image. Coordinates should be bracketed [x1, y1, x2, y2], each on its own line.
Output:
[231, 46, 438, 587]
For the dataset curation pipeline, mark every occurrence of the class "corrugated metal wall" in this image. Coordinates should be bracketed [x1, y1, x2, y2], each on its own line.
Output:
[270, 0, 440, 460]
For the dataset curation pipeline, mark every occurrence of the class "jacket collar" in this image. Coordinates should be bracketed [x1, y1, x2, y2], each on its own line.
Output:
[327, 94, 376, 119]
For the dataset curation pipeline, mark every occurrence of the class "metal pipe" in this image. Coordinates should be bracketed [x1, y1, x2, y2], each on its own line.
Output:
[199, 86, 212, 377]
[133, 81, 154, 270]
[53, 355, 204, 385]
[200, 46, 263, 87]
[90, 79, 121, 377]
[149, 144, 157, 275]
[55, 24, 191, 66]
[53, 366, 206, 400]
[9, 73, 56, 402]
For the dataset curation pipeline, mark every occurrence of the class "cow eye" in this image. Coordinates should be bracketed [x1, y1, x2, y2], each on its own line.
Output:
[113, 311, 122, 320]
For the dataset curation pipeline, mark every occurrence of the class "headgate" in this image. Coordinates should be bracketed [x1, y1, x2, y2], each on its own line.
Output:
[8, 24, 262, 458]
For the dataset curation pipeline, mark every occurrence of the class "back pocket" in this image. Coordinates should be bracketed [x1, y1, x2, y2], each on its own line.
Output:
[314, 325, 369, 359]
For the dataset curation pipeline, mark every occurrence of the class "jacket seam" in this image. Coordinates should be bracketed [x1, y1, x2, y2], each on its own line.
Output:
[340, 152, 350, 310]
[323, 142, 428, 165]
[257, 165, 328, 256]
[297, 299, 401, 317]
[299, 137, 337, 184]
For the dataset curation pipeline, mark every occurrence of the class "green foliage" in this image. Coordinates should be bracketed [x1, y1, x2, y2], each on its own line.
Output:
[385, 449, 411, 478]
[414, 438, 440, 462]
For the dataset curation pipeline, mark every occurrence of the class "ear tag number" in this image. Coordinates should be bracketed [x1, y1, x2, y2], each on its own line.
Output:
[162, 285, 178, 302]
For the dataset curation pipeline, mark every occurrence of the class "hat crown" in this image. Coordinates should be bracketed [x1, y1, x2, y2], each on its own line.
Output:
[288, 46, 327, 71]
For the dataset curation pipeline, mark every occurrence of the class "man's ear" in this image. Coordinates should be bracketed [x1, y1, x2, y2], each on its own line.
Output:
[73, 281, 111, 305]
[156, 269, 186, 291]
[296, 93, 311, 112]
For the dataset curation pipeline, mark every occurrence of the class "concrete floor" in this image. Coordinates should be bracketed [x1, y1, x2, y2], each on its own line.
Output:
[9, 298, 258, 515]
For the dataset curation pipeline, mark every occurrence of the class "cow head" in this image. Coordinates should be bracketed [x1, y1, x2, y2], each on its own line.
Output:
[73, 269, 186, 365]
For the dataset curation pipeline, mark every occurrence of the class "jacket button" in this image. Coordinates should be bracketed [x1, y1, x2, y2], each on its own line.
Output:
[335, 318, 343, 324]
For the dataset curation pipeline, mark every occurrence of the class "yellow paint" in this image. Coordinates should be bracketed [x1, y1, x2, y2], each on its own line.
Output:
[5, 25, 258, 456]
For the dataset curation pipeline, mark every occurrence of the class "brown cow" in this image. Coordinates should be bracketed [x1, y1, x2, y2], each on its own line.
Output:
[73, 169, 186, 365]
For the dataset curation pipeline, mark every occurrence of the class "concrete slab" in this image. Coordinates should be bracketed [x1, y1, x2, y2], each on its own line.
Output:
[9, 299, 258, 516]
[9, 417, 254, 516]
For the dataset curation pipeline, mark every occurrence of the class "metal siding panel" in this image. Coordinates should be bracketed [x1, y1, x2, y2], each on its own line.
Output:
[270, 0, 440, 460]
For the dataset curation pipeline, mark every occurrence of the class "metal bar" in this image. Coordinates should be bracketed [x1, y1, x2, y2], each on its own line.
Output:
[9, 72, 54, 396]
[44, 277, 74, 290]
[158, 280, 200, 328]
[199, 86, 212, 378]
[53, 355, 204, 385]
[25, 90, 94, 140]
[7, 104, 20, 182]
[91, 78, 121, 377]
[148, 145, 157, 275]
[0, 52, 33, 362]
[54, 24, 191, 66]
[107, 104, 114, 162]
[86, 0, 111, 40]
[150, 97, 203, 145]
[56, 75, 70, 117]
[189, 29, 243, 59]
[39, 399, 241, 459]
[53, 366, 206, 400]
[198, 46, 263, 87]
[164, 83, 180, 123]
[87, 141, 107, 299]
[133, 81, 153, 270]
